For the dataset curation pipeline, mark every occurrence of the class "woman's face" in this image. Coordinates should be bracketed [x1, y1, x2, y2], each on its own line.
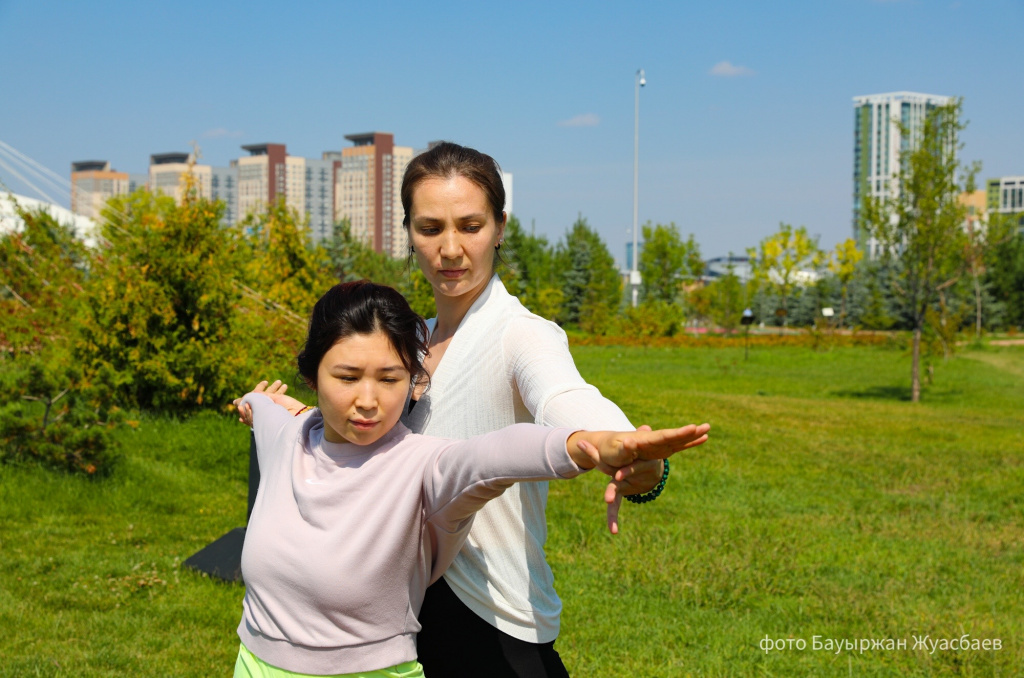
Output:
[408, 175, 505, 303]
[315, 330, 411, 446]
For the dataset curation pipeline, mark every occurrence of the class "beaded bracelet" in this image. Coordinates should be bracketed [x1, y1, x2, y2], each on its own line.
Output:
[294, 405, 312, 417]
[625, 459, 669, 504]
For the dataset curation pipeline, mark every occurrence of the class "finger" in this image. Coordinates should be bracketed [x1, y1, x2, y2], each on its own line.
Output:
[267, 380, 283, 394]
[253, 380, 269, 393]
[622, 435, 640, 463]
[614, 463, 635, 483]
[606, 489, 622, 535]
[636, 424, 652, 432]
[633, 424, 709, 458]
[679, 433, 710, 450]
[577, 439, 618, 476]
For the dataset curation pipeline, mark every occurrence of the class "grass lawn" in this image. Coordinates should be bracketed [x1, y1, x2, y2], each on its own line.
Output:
[1, 342, 1021, 676]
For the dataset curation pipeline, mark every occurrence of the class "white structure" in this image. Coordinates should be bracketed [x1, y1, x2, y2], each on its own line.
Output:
[852, 91, 952, 258]
[2, 193, 98, 247]
[704, 255, 752, 283]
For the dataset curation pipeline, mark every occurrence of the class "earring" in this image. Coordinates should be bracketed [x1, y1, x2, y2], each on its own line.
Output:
[409, 245, 415, 254]
[495, 240, 503, 251]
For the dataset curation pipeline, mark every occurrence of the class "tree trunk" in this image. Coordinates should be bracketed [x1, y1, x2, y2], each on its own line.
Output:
[911, 327, 922, 403]
[840, 286, 848, 331]
[973, 271, 982, 339]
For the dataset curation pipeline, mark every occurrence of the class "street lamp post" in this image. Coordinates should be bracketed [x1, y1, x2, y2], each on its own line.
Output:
[631, 68, 646, 307]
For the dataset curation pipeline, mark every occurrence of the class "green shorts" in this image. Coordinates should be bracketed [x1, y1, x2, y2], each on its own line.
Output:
[234, 643, 424, 678]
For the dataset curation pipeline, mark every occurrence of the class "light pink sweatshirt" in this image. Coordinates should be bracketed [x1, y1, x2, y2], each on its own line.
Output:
[236, 393, 582, 675]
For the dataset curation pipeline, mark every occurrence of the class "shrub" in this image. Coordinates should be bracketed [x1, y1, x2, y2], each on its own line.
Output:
[76, 188, 264, 412]
[0, 354, 121, 475]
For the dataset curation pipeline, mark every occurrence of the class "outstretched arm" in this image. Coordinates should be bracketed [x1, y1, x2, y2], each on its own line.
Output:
[566, 423, 711, 473]
[503, 317, 675, 531]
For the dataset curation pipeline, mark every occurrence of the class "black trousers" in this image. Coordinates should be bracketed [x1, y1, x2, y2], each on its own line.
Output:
[416, 578, 571, 678]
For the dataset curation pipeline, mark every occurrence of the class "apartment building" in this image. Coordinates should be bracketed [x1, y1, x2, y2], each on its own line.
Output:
[336, 132, 414, 257]
[69, 131, 474, 253]
[70, 161, 128, 219]
[987, 176, 1024, 214]
[149, 152, 212, 204]
[852, 91, 952, 257]
[306, 152, 340, 243]
[237, 143, 287, 218]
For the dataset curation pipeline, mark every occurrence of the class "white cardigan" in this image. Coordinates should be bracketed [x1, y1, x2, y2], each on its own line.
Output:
[402, 275, 632, 643]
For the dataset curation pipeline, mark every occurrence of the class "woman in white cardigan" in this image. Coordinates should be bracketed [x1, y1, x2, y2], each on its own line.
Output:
[262, 142, 673, 676]
[400, 142, 668, 677]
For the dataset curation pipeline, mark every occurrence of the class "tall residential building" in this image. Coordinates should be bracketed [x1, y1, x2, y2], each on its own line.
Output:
[336, 132, 414, 257]
[987, 176, 1024, 214]
[149, 152, 212, 203]
[306, 152, 341, 243]
[237, 143, 287, 218]
[211, 165, 239, 226]
[70, 161, 128, 219]
[852, 91, 952, 257]
[987, 176, 1024, 233]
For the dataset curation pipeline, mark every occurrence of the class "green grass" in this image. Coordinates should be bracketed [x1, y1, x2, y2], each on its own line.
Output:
[1, 344, 1021, 676]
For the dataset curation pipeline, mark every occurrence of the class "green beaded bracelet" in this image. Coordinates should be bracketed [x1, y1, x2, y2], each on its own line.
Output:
[625, 459, 669, 504]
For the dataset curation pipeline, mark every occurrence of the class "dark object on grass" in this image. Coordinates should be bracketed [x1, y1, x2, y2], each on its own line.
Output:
[183, 432, 260, 583]
[741, 308, 755, 360]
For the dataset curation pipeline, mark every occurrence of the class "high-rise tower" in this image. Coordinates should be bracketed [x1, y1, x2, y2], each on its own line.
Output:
[852, 91, 952, 257]
[336, 133, 414, 257]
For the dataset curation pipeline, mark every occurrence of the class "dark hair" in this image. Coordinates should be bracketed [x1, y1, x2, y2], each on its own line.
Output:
[296, 281, 429, 390]
[401, 142, 505, 228]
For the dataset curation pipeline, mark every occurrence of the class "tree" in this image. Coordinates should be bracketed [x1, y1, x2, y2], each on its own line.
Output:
[853, 260, 899, 330]
[690, 256, 746, 335]
[555, 216, 621, 330]
[747, 223, 823, 331]
[238, 199, 337, 316]
[984, 224, 1024, 329]
[963, 210, 1015, 338]
[323, 220, 435, 318]
[0, 201, 122, 474]
[828, 238, 863, 329]
[0, 199, 91, 355]
[501, 215, 561, 317]
[861, 99, 975, 401]
[638, 222, 702, 303]
[75, 183, 263, 411]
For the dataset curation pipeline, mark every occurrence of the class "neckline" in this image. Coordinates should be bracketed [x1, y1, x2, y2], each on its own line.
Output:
[310, 417, 408, 460]
[425, 274, 504, 389]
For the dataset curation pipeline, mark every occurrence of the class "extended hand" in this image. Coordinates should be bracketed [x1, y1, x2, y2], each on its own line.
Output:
[232, 380, 307, 425]
[570, 423, 710, 472]
[567, 423, 710, 534]
[604, 431, 664, 535]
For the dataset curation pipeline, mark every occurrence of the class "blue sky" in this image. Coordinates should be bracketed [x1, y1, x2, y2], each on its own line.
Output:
[1, 0, 1021, 264]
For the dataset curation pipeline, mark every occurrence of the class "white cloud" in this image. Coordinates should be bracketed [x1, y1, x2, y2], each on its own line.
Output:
[558, 113, 600, 128]
[203, 127, 244, 139]
[710, 61, 755, 77]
